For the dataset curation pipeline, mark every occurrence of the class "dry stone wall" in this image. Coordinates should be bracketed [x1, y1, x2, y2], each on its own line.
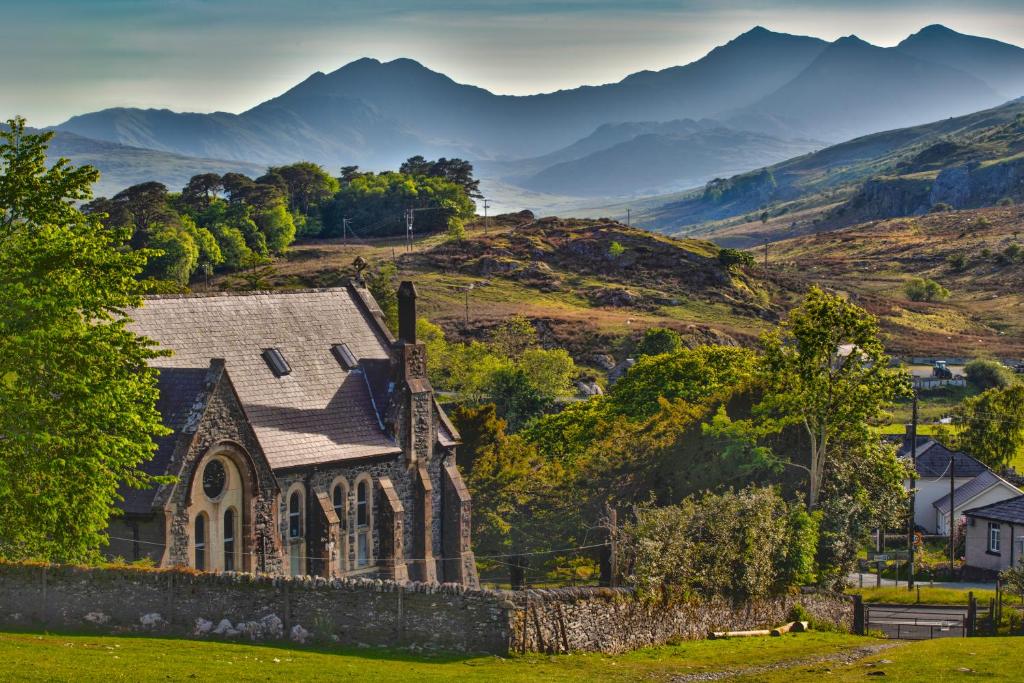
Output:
[0, 563, 851, 655]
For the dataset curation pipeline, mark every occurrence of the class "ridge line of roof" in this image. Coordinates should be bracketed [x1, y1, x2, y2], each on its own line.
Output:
[143, 286, 353, 300]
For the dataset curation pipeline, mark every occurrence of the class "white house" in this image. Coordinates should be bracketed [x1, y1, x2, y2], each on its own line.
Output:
[932, 470, 1022, 535]
[893, 434, 989, 533]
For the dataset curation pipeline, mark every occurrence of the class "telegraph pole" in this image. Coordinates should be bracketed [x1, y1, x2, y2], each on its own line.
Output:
[626, 208, 631, 227]
[342, 217, 350, 243]
[405, 209, 414, 252]
[483, 198, 491, 235]
[764, 239, 769, 273]
[908, 392, 918, 590]
[950, 453, 956, 574]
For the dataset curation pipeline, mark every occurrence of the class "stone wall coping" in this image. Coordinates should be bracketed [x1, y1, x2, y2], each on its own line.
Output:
[0, 561, 851, 605]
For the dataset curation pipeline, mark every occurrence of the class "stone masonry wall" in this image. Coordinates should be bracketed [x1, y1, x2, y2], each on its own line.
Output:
[503, 587, 854, 654]
[0, 563, 851, 655]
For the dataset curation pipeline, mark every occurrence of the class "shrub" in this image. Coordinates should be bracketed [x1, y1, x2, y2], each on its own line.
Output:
[608, 241, 625, 259]
[947, 253, 967, 272]
[718, 247, 755, 270]
[1001, 243, 1023, 264]
[635, 327, 683, 357]
[904, 277, 950, 302]
[965, 358, 1015, 390]
[997, 197, 1014, 207]
[617, 486, 813, 602]
[930, 202, 952, 213]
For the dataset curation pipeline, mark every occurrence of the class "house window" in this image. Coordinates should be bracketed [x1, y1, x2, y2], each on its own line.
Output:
[989, 522, 1001, 553]
[289, 491, 302, 539]
[223, 508, 236, 572]
[194, 514, 207, 571]
[356, 478, 371, 567]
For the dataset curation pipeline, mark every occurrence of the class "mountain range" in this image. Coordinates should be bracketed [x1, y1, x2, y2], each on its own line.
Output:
[31, 24, 1024, 205]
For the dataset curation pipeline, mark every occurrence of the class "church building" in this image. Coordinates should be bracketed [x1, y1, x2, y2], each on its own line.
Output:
[107, 277, 478, 587]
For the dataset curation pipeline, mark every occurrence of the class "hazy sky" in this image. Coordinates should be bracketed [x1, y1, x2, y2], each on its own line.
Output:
[4, 0, 1024, 126]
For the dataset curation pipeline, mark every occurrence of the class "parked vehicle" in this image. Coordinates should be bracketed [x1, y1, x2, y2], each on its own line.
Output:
[932, 360, 953, 379]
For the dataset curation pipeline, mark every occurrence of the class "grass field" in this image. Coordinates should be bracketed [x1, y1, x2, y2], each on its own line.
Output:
[1, 630, 1020, 681]
[0, 631, 876, 682]
[847, 585, 1005, 606]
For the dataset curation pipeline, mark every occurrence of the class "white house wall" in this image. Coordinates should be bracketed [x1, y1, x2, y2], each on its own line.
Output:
[910, 477, 973, 533]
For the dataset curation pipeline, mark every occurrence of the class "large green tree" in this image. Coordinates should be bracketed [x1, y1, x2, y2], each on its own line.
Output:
[0, 118, 168, 562]
[954, 385, 1024, 470]
[751, 287, 910, 508]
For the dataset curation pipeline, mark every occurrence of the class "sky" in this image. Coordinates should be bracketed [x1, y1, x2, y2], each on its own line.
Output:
[4, 0, 1024, 126]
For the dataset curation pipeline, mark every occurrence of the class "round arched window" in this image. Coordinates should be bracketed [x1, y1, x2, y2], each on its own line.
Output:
[202, 459, 226, 499]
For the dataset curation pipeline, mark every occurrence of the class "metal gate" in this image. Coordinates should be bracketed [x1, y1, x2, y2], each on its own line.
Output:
[865, 604, 969, 639]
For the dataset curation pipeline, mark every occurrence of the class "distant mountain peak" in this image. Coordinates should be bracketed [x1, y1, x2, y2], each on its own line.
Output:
[917, 24, 958, 36]
[832, 35, 873, 48]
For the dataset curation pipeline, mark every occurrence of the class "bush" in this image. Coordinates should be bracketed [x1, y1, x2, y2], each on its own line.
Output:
[635, 327, 683, 357]
[718, 247, 755, 270]
[965, 358, 1015, 390]
[997, 197, 1014, 207]
[904, 277, 950, 302]
[618, 486, 815, 602]
[930, 202, 952, 213]
[947, 253, 967, 272]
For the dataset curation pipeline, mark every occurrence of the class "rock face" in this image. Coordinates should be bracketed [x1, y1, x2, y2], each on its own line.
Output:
[930, 158, 1024, 208]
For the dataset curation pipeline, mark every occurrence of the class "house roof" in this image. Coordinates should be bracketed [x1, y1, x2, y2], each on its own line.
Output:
[127, 286, 403, 470]
[932, 470, 1021, 516]
[964, 494, 1024, 525]
[120, 365, 215, 514]
[889, 435, 989, 478]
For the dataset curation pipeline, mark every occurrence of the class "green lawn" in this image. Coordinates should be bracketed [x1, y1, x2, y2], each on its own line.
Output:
[0, 630, 872, 682]
[743, 637, 1022, 681]
[847, 585, 1001, 606]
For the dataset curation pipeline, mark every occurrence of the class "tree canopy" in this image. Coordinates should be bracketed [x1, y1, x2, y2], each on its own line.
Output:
[0, 117, 168, 562]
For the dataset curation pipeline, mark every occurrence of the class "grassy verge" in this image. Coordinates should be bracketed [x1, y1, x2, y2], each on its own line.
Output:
[847, 585, 999, 605]
[741, 636, 1022, 681]
[0, 630, 871, 682]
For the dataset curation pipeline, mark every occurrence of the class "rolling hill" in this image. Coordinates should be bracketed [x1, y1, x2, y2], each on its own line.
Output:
[632, 98, 1024, 245]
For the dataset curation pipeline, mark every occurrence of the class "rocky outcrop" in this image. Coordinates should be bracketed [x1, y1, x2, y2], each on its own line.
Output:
[930, 157, 1024, 208]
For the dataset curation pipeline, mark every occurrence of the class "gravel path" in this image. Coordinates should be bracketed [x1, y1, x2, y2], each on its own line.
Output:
[670, 642, 899, 682]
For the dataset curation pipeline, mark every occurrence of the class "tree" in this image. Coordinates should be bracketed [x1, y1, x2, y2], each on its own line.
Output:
[635, 327, 682, 357]
[450, 403, 505, 473]
[180, 173, 222, 211]
[254, 204, 297, 254]
[364, 261, 399, 332]
[954, 385, 1024, 470]
[146, 225, 198, 285]
[489, 315, 537, 359]
[904, 277, 950, 302]
[258, 162, 339, 217]
[718, 247, 755, 270]
[964, 358, 1015, 391]
[0, 118, 168, 562]
[749, 287, 910, 509]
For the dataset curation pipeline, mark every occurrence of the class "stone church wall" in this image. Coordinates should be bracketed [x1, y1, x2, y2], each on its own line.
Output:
[0, 563, 851, 655]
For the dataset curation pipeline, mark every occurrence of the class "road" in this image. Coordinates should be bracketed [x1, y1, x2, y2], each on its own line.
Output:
[847, 572, 995, 592]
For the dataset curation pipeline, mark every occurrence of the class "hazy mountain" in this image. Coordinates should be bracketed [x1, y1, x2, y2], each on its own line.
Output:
[48, 25, 1024, 204]
[897, 24, 1024, 99]
[632, 98, 1024, 237]
[42, 130, 266, 198]
[731, 36, 1005, 142]
[516, 127, 817, 197]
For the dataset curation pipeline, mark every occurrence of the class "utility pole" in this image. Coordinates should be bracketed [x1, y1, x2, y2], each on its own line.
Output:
[950, 453, 956, 574]
[342, 217, 350, 243]
[764, 239, 769, 273]
[626, 208, 631, 227]
[908, 392, 918, 590]
[463, 283, 474, 326]
[405, 209, 414, 252]
[483, 198, 491, 235]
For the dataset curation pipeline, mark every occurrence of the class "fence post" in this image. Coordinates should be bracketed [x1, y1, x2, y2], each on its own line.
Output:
[967, 592, 976, 637]
[853, 594, 865, 635]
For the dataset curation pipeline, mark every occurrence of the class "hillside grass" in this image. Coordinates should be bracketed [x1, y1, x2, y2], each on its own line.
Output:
[847, 586, 1002, 606]
[0, 630, 872, 682]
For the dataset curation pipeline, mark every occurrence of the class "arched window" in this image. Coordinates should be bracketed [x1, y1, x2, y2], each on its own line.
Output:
[194, 514, 207, 571]
[355, 478, 371, 567]
[289, 491, 302, 539]
[332, 482, 347, 574]
[286, 486, 305, 577]
[223, 508, 237, 572]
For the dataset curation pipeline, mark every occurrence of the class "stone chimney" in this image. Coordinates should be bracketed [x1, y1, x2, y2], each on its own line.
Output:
[398, 281, 417, 344]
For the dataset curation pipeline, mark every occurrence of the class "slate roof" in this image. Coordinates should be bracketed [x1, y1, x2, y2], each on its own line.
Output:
[121, 366, 213, 514]
[964, 494, 1024, 525]
[127, 287, 402, 470]
[932, 471, 1021, 515]
[889, 435, 989, 478]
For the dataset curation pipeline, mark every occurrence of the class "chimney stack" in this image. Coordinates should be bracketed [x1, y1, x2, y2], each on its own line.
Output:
[397, 281, 417, 343]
